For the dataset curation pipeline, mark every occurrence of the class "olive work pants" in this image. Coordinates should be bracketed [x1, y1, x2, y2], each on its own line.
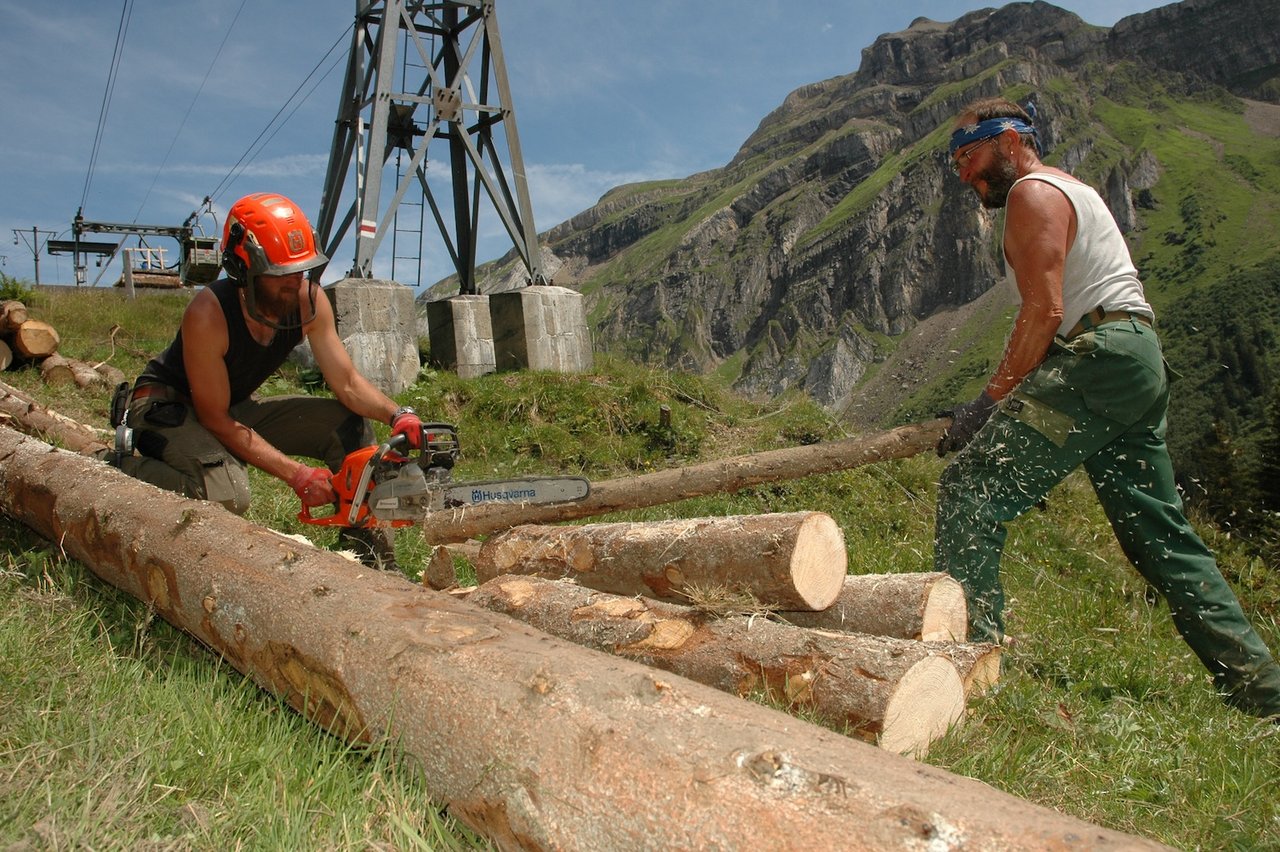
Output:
[935, 318, 1280, 717]
[120, 392, 371, 516]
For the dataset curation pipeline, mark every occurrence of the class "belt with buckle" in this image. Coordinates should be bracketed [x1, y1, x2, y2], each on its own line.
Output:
[1065, 306, 1153, 339]
[130, 382, 187, 404]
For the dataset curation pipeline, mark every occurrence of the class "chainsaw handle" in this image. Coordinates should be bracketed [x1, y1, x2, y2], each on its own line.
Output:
[343, 434, 409, 525]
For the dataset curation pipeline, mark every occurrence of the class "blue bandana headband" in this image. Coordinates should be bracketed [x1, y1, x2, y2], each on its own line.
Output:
[949, 117, 1041, 155]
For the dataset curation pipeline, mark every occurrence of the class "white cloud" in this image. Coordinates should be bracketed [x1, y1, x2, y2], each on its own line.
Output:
[524, 162, 679, 231]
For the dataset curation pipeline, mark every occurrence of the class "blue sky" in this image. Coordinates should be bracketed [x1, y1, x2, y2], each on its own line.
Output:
[0, 0, 1168, 290]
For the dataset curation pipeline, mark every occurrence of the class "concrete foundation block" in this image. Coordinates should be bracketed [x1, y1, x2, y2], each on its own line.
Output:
[325, 278, 421, 395]
[425, 295, 497, 379]
[490, 286, 593, 373]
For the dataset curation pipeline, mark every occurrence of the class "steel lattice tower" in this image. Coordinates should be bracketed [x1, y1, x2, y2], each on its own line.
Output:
[315, 0, 546, 293]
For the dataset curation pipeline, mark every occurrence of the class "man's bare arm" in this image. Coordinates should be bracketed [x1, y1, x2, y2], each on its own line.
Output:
[181, 290, 311, 482]
[985, 177, 1074, 400]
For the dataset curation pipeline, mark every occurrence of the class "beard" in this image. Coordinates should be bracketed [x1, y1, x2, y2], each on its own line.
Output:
[253, 286, 299, 320]
[975, 156, 1020, 209]
[247, 279, 313, 329]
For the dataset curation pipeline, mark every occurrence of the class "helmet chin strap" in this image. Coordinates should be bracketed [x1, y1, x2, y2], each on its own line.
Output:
[240, 273, 317, 332]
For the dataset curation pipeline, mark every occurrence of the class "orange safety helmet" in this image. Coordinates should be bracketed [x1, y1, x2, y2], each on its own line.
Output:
[221, 193, 327, 282]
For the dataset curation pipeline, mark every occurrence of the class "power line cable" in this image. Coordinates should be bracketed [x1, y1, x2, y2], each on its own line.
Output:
[130, 0, 249, 223]
[81, 0, 134, 211]
[207, 24, 352, 206]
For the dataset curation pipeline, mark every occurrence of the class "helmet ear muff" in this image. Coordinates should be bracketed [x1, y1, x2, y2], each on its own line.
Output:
[222, 222, 248, 283]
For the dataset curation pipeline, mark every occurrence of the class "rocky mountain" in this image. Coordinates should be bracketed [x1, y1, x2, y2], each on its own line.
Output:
[437, 0, 1280, 445]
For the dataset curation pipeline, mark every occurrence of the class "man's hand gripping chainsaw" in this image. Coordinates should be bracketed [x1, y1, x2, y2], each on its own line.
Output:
[298, 422, 590, 528]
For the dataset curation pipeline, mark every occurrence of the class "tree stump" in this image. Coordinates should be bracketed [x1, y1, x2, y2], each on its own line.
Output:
[475, 512, 847, 611]
[777, 572, 968, 641]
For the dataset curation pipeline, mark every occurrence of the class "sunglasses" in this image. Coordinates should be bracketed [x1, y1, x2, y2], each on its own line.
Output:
[951, 136, 998, 174]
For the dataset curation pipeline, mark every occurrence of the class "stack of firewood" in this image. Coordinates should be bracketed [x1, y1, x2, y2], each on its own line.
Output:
[430, 511, 1000, 758]
[0, 299, 126, 388]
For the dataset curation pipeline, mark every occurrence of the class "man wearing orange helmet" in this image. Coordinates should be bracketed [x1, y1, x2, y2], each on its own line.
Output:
[112, 192, 422, 570]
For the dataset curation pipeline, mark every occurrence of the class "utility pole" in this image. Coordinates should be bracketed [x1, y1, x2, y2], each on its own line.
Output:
[315, 0, 546, 292]
[13, 227, 58, 285]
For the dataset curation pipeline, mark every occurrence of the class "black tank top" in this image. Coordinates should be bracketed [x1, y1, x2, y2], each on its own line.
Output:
[140, 278, 303, 405]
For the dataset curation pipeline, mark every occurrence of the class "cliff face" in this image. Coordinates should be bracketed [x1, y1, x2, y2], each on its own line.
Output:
[440, 0, 1280, 418]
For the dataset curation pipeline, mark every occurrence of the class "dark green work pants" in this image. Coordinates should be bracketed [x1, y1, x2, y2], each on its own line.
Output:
[936, 318, 1280, 717]
[122, 391, 371, 516]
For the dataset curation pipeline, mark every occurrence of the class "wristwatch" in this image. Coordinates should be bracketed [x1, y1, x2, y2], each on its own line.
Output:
[390, 405, 416, 425]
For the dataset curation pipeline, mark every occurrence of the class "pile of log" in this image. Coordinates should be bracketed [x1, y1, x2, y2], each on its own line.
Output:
[0, 299, 125, 388]
[442, 511, 999, 758]
[0, 424, 1161, 850]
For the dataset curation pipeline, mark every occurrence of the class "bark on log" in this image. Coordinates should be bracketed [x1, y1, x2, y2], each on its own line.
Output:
[420, 419, 949, 543]
[423, 544, 458, 590]
[467, 575, 972, 756]
[0, 339, 12, 372]
[777, 572, 968, 642]
[0, 299, 29, 334]
[929, 638, 1004, 697]
[93, 362, 127, 387]
[68, 356, 107, 389]
[475, 512, 846, 611]
[11, 319, 60, 359]
[0, 378, 109, 454]
[0, 426, 1166, 851]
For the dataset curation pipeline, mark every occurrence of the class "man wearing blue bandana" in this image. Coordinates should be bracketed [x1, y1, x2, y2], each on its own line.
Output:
[934, 97, 1280, 720]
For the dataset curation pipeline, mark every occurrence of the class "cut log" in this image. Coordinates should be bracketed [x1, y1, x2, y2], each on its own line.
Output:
[0, 379, 110, 454]
[420, 419, 949, 543]
[94, 362, 127, 386]
[0, 426, 1164, 850]
[0, 339, 12, 371]
[929, 638, 1004, 697]
[39, 353, 76, 386]
[10, 319, 60, 359]
[777, 572, 968, 642]
[41, 353, 108, 389]
[67, 356, 107, 389]
[468, 575, 971, 756]
[475, 512, 846, 611]
[0, 299, 29, 334]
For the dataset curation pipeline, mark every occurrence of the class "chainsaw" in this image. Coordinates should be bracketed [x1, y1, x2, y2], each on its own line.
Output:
[298, 422, 590, 529]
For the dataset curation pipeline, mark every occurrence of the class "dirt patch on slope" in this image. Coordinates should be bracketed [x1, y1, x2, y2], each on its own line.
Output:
[1243, 99, 1280, 137]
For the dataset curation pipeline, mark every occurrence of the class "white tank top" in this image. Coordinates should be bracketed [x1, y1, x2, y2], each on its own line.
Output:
[1004, 172, 1154, 337]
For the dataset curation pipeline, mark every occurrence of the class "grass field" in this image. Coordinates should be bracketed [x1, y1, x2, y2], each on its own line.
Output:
[1, 286, 1278, 849]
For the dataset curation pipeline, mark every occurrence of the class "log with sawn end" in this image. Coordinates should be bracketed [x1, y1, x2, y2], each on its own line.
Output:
[420, 419, 949, 543]
[474, 511, 847, 611]
[10, 319, 60, 360]
[467, 574, 981, 757]
[0, 299, 29, 334]
[0, 425, 1167, 850]
[776, 571, 968, 641]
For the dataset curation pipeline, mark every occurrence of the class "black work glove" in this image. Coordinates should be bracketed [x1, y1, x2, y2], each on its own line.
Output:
[936, 391, 998, 456]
